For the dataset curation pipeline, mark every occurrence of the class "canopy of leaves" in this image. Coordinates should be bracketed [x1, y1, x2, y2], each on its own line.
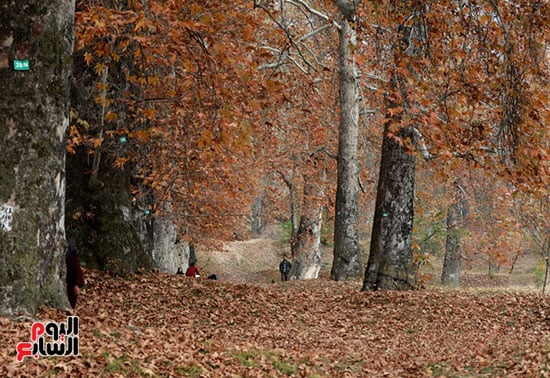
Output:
[73, 0, 277, 246]
[71, 0, 548, 261]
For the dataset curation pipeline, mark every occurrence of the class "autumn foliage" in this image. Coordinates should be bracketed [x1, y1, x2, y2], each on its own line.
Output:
[68, 0, 548, 274]
[71, 0, 277, 245]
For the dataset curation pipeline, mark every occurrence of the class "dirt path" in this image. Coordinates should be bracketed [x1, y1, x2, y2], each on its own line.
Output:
[198, 236, 290, 285]
[199, 231, 540, 292]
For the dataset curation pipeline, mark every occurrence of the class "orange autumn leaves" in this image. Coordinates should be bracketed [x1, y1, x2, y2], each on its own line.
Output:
[73, 0, 274, 245]
[1, 269, 548, 376]
[71, 0, 548, 250]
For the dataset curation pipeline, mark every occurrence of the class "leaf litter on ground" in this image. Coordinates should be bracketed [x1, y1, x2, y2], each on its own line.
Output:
[1, 268, 548, 377]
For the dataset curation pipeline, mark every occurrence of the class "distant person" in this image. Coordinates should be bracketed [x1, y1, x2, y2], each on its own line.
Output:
[185, 262, 200, 278]
[66, 242, 85, 309]
[176, 267, 184, 275]
[279, 255, 291, 281]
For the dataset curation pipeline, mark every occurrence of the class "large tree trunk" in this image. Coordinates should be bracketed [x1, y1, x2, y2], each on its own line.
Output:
[331, 1, 362, 280]
[251, 194, 266, 237]
[281, 165, 300, 248]
[66, 25, 155, 276]
[362, 2, 428, 291]
[0, 0, 76, 315]
[291, 170, 323, 280]
[362, 125, 417, 290]
[441, 182, 465, 286]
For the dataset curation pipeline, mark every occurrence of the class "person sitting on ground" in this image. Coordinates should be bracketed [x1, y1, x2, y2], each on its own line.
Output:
[185, 262, 200, 278]
[279, 254, 291, 281]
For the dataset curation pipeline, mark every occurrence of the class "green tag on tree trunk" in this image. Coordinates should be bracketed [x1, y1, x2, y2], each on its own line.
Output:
[13, 59, 30, 71]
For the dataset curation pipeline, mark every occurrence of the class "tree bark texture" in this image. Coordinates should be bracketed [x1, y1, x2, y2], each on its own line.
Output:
[362, 3, 428, 291]
[291, 170, 323, 280]
[65, 148, 154, 276]
[362, 125, 417, 290]
[0, 0, 76, 315]
[281, 161, 300, 251]
[331, 4, 362, 280]
[251, 194, 266, 237]
[67, 28, 158, 276]
[441, 182, 465, 286]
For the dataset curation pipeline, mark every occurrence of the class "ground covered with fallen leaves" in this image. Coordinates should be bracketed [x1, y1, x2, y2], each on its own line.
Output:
[1, 268, 549, 377]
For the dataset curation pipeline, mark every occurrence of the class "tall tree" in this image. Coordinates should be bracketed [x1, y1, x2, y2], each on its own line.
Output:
[362, 1, 429, 290]
[254, 0, 341, 278]
[330, 0, 363, 280]
[0, 0, 75, 314]
[291, 155, 326, 279]
[254, 0, 375, 280]
[441, 180, 466, 286]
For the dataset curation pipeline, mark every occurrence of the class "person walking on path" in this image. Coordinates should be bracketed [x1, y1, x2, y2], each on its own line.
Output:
[279, 255, 291, 281]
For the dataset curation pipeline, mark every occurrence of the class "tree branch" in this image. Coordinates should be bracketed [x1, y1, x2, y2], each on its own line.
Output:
[411, 127, 432, 161]
[286, 0, 341, 30]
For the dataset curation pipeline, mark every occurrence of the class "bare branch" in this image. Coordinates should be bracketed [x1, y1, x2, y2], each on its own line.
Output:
[411, 127, 431, 161]
[258, 62, 284, 70]
[286, 0, 333, 25]
[358, 175, 366, 193]
[297, 24, 334, 43]
[364, 72, 390, 83]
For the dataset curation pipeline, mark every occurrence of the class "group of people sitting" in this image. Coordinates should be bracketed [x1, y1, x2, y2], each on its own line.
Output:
[177, 256, 293, 282]
[176, 262, 217, 280]
[66, 242, 292, 313]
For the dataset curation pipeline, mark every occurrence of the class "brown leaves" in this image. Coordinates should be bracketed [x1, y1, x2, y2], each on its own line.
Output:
[1, 268, 548, 377]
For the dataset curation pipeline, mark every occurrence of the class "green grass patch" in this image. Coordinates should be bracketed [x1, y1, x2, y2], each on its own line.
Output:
[91, 328, 104, 338]
[233, 350, 260, 368]
[334, 356, 368, 373]
[231, 349, 299, 374]
[104, 354, 125, 373]
[177, 365, 202, 377]
[264, 351, 299, 375]
[103, 354, 146, 376]
[272, 357, 297, 375]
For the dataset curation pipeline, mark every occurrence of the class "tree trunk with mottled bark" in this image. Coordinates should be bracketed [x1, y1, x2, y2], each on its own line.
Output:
[331, 0, 362, 281]
[363, 2, 429, 291]
[281, 165, 300, 250]
[0, 0, 76, 315]
[441, 183, 465, 286]
[362, 124, 417, 290]
[291, 168, 323, 280]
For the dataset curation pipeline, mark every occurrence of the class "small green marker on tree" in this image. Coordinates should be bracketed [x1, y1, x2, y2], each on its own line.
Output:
[144, 210, 150, 215]
[119, 136, 128, 144]
[13, 59, 30, 71]
[382, 212, 388, 218]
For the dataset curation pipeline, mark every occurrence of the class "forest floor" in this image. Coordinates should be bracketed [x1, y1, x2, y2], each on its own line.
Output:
[1, 230, 549, 377]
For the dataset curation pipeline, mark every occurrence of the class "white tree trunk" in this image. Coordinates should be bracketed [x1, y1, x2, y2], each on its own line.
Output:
[331, 1, 362, 280]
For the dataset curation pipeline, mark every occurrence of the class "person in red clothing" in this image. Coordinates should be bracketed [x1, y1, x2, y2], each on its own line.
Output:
[185, 262, 200, 278]
[66, 242, 85, 309]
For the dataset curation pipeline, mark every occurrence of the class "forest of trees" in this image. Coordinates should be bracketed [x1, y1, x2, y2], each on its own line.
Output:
[0, 0, 548, 315]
